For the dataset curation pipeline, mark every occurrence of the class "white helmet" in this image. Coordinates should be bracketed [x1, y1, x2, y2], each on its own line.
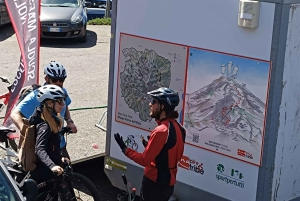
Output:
[44, 61, 67, 78]
[36, 85, 65, 103]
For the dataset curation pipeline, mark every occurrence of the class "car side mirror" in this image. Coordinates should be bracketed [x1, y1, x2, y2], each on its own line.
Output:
[23, 179, 38, 201]
[84, 2, 92, 7]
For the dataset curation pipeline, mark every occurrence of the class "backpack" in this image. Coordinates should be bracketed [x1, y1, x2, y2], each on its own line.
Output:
[16, 84, 41, 106]
[18, 118, 37, 172]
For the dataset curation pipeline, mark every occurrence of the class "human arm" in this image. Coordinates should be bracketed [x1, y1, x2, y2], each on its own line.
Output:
[10, 93, 37, 130]
[10, 109, 24, 131]
[35, 122, 57, 170]
[64, 106, 77, 133]
[125, 129, 168, 167]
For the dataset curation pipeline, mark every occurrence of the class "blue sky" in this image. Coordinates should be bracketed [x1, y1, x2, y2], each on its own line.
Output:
[186, 48, 271, 102]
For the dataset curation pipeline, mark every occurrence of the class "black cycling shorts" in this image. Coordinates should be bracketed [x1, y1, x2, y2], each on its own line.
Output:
[140, 176, 174, 201]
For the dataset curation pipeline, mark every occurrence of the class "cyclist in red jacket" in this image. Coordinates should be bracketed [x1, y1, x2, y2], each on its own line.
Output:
[114, 87, 186, 201]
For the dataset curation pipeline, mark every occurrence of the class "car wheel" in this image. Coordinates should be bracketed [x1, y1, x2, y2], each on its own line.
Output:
[78, 29, 87, 43]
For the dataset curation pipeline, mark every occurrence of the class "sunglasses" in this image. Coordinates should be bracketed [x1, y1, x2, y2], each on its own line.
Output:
[150, 99, 158, 105]
[51, 78, 65, 83]
[54, 99, 65, 106]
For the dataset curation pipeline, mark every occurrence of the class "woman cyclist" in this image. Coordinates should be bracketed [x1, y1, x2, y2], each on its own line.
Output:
[29, 85, 69, 199]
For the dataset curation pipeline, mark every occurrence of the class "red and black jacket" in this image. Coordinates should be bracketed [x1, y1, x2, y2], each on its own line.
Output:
[125, 118, 186, 186]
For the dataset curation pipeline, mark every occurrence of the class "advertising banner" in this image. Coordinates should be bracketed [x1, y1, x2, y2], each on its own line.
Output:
[3, 0, 40, 124]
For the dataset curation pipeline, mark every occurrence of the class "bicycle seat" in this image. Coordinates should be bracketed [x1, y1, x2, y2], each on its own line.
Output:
[0, 126, 16, 133]
[7, 133, 19, 139]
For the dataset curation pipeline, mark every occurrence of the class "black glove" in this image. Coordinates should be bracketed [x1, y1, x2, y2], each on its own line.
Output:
[114, 133, 127, 152]
[140, 135, 150, 148]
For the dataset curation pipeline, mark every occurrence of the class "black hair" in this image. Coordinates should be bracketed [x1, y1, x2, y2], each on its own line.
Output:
[162, 103, 179, 119]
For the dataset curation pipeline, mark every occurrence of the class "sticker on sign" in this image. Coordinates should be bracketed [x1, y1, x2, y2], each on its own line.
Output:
[49, 27, 61, 32]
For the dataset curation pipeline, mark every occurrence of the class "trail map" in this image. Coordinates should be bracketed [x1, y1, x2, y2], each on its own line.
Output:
[116, 34, 187, 131]
[184, 48, 270, 165]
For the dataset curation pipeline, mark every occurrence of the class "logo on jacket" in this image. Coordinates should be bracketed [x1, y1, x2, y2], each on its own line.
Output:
[178, 155, 204, 175]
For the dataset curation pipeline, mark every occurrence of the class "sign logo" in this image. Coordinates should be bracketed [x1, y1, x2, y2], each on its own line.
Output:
[216, 164, 244, 188]
[53, 22, 57, 27]
[237, 149, 253, 159]
[178, 155, 204, 175]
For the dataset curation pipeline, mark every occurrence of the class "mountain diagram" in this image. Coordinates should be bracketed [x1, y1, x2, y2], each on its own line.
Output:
[185, 64, 266, 152]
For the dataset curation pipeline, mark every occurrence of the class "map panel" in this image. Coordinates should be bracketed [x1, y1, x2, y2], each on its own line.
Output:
[183, 48, 271, 165]
[116, 33, 188, 131]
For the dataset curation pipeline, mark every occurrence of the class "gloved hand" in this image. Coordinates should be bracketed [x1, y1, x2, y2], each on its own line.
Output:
[114, 133, 127, 152]
[140, 135, 147, 147]
[140, 135, 150, 148]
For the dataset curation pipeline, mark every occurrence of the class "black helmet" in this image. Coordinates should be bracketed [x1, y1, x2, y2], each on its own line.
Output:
[147, 87, 179, 107]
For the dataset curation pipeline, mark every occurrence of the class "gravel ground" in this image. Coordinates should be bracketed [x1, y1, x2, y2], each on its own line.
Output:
[0, 23, 132, 200]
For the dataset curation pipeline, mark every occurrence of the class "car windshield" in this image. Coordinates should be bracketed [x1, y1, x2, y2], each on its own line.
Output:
[42, 0, 80, 7]
[0, 168, 19, 201]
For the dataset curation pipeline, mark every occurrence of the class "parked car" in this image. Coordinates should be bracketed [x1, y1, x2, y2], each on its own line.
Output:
[85, 0, 111, 9]
[40, 0, 90, 43]
[0, 0, 10, 27]
[0, 161, 37, 201]
[85, 0, 112, 20]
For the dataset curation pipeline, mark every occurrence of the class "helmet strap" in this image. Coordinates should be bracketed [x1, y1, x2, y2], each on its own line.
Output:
[46, 101, 61, 125]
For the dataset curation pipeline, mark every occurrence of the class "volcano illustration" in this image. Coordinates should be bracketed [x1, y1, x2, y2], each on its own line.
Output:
[184, 71, 266, 152]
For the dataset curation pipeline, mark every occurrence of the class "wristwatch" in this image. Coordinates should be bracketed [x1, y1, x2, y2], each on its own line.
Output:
[65, 118, 74, 123]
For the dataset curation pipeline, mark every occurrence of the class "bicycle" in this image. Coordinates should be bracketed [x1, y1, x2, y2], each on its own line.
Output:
[0, 76, 19, 152]
[36, 160, 101, 201]
[35, 127, 101, 201]
[117, 174, 136, 201]
[0, 125, 33, 190]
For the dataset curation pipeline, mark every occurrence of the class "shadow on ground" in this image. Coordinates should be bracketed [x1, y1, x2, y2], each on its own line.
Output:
[0, 23, 14, 42]
[73, 157, 140, 201]
[40, 30, 97, 49]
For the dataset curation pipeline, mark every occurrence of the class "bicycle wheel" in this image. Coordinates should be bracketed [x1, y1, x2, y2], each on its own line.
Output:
[37, 191, 48, 201]
[68, 172, 101, 201]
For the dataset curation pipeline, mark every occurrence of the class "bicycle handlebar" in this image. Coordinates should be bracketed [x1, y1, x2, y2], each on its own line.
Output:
[122, 174, 127, 185]
[58, 127, 72, 136]
[52, 161, 73, 179]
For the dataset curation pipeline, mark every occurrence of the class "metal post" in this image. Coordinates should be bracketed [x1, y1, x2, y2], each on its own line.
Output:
[105, 0, 110, 18]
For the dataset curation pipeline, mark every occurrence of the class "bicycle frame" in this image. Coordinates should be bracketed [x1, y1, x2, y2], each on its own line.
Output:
[37, 165, 76, 201]
[117, 174, 136, 201]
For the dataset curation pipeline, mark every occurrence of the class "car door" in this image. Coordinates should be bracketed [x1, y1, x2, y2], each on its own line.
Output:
[0, 0, 10, 26]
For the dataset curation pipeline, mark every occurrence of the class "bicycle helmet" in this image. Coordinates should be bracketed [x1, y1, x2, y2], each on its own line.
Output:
[36, 85, 65, 103]
[147, 87, 179, 107]
[44, 61, 67, 78]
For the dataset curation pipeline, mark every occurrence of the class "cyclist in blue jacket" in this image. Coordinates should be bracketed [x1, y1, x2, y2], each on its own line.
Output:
[10, 61, 77, 159]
